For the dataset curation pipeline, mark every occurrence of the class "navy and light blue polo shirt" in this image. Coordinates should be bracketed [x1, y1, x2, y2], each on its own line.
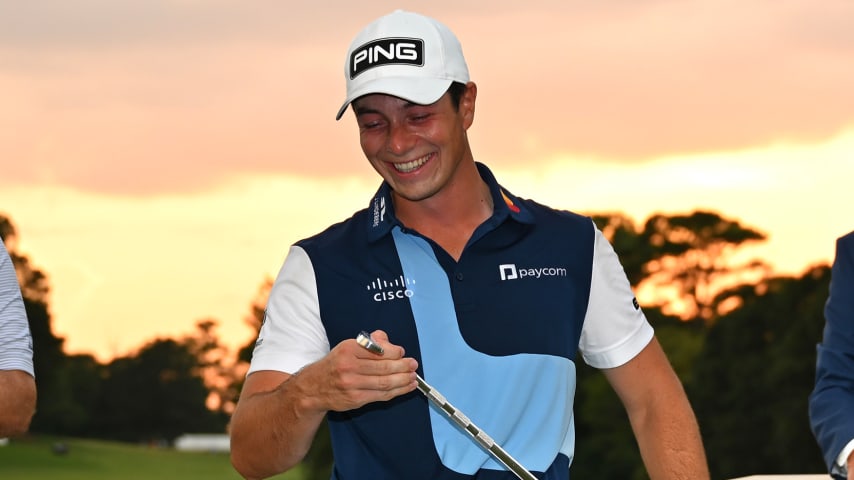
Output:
[250, 163, 653, 479]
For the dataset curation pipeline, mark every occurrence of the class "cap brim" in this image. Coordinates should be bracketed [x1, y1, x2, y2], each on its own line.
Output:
[335, 76, 454, 120]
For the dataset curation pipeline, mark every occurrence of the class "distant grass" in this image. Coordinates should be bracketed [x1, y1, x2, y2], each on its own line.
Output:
[0, 436, 302, 480]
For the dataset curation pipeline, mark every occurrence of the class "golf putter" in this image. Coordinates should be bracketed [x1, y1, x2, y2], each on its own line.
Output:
[356, 331, 537, 480]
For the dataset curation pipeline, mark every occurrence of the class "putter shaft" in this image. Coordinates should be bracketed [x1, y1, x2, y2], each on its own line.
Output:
[415, 374, 537, 480]
[355, 332, 537, 480]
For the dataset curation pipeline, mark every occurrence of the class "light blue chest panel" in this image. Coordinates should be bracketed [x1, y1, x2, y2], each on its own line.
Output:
[392, 227, 576, 474]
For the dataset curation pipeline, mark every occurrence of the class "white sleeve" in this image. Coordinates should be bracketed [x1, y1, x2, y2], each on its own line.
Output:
[0, 240, 35, 376]
[247, 245, 330, 375]
[579, 225, 654, 369]
[837, 439, 854, 473]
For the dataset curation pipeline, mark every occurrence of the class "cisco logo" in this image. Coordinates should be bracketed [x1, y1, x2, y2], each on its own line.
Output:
[499, 263, 567, 281]
[367, 275, 416, 302]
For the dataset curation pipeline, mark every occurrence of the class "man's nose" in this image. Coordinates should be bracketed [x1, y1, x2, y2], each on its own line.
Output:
[386, 123, 415, 155]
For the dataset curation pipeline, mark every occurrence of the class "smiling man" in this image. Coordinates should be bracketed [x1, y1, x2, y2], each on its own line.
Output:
[229, 10, 709, 480]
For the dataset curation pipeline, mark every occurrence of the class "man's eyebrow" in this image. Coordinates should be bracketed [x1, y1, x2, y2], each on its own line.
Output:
[354, 101, 423, 117]
[353, 105, 380, 117]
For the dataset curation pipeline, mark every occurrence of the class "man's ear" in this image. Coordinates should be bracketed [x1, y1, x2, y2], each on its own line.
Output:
[461, 82, 477, 129]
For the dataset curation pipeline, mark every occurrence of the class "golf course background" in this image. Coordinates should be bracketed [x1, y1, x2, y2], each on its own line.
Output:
[0, 436, 300, 480]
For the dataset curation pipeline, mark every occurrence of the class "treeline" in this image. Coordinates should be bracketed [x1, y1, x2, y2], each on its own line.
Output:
[1, 214, 245, 444]
[1, 211, 830, 479]
[572, 211, 829, 479]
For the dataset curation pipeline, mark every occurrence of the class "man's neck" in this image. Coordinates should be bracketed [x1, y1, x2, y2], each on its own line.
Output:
[393, 162, 493, 261]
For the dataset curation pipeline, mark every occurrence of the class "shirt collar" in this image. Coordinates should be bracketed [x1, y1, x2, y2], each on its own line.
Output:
[366, 162, 534, 243]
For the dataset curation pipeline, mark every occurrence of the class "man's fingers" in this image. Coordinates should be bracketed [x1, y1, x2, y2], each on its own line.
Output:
[366, 371, 418, 393]
[368, 329, 406, 358]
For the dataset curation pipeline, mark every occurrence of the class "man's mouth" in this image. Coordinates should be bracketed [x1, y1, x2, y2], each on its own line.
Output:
[392, 154, 431, 173]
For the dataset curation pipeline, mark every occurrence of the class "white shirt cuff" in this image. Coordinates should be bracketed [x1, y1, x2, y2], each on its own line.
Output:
[837, 439, 854, 473]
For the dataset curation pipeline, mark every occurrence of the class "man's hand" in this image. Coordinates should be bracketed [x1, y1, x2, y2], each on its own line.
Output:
[298, 330, 418, 412]
[230, 330, 417, 479]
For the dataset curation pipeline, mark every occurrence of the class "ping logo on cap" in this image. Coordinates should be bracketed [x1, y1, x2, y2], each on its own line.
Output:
[350, 37, 424, 79]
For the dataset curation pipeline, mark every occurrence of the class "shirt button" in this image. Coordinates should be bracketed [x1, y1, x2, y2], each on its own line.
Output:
[455, 272, 464, 281]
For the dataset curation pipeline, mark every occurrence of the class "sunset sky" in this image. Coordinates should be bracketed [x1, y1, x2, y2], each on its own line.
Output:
[1, 0, 853, 362]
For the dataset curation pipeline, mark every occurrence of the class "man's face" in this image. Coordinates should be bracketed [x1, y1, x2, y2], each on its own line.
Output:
[352, 84, 475, 204]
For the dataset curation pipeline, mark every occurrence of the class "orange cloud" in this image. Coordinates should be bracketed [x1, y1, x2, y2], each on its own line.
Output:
[1, 0, 852, 196]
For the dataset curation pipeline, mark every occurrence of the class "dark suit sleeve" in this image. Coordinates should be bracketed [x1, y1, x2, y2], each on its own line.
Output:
[810, 231, 854, 478]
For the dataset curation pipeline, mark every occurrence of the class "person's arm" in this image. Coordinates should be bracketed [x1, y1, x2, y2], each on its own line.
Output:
[0, 369, 36, 437]
[603, 337, 710, 480]
[810, 233, 854, 479]
[0, 239, 37, 437]
[229, 331, 418, 480]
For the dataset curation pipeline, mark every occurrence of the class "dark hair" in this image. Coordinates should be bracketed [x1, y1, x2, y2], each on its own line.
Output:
[447, 82, 467, 110]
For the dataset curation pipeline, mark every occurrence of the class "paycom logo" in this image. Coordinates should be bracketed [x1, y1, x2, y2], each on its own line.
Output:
[499, 263, 567, 281]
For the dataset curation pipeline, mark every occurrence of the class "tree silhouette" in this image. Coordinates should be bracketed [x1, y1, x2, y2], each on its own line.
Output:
[589, 211, 656, 287]
[593, 210, 769, 321]
[642, 211, 768, 320]
[0, 215, 15, 243]
[691, 265, 829, 479]
[0, 213, 69, 434]
[35, 353, 103, 436]
[183, 318, 241, 418]
[98, 337, 224, 442]
[237, 278, 272, 365]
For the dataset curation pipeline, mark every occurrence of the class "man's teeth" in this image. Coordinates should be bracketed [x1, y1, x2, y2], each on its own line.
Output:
[394, 155, 429, 173]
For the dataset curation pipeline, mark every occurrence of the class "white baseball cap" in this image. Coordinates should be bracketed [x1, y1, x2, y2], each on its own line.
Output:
[335, 10, 470, 120]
